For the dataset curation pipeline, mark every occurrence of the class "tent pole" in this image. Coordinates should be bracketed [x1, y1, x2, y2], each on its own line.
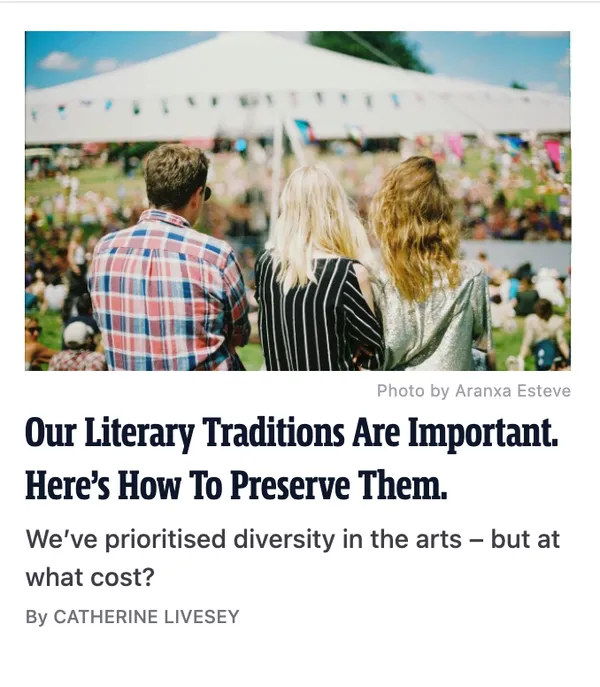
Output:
[269, 111, 284, 240]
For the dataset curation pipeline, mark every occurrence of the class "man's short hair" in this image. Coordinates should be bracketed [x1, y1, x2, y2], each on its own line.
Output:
[144, 144, 210, 211]
[535, 298, 553, 321]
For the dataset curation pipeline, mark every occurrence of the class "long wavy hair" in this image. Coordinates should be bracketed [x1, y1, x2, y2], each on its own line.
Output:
[370, 156, 461, 302]
[268, 164, 372, 292]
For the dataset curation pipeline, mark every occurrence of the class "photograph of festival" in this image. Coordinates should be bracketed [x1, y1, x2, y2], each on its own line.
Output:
[25, 31, 571, 371]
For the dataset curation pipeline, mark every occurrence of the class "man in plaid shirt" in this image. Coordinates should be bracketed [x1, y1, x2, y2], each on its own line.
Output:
[89, 144, 250, 371]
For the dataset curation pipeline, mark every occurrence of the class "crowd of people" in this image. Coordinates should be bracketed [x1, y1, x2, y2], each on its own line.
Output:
[24, 142, 570, 372]
[475, 252, 570, 370]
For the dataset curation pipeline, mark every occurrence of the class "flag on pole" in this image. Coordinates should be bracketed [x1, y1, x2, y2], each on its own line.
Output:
[283, 117, 307, 165]
[445, 134, 464, 161]
[500, 135, 523, 156]
[294, 119, 316, 145]
[544, 139, 561, 172]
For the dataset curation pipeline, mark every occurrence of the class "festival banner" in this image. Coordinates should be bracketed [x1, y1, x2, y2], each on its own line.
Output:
[294, 120, 317, 145]
[500, 135, 523, 157]
[445, 134, 464, 161]
[544, 139, 561, 171]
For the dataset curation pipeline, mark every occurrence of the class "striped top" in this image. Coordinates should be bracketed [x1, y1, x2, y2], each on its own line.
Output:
[255, 252, 384, 371]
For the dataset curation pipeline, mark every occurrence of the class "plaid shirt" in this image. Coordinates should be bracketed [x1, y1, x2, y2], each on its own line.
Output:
[49, 350, 107, 371]
[89, 209, 250, 371]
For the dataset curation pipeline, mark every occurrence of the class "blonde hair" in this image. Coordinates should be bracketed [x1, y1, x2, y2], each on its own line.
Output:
[370, 156, 461, 302]
[268, 165, 372, 292]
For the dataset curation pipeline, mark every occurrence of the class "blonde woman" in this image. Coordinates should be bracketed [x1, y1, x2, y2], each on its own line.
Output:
[370, 156, 494, 371]
[255, 165, 383, 371]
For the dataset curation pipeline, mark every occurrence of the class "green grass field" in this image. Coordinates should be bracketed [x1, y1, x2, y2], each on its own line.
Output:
[30, 309, 569, 371]
[26, 166, 146, 202]
[25, 147, 568, 215]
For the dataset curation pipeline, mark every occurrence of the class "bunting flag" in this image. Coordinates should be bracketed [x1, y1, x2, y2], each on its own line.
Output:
[294, 119, 316, 145]
[24, 88, 569, 137]
[544, 139, 561, 172]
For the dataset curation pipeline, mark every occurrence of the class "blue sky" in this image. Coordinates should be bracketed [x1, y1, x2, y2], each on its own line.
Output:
[25, 31, 570, 95]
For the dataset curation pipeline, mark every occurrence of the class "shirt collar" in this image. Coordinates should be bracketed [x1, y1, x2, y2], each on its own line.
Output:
[139, 208, 191, 230]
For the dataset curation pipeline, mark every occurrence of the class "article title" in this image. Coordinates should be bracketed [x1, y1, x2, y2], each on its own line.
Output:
[24, 415, 558, 502]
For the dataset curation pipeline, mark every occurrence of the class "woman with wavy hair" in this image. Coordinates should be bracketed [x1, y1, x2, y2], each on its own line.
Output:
[255, 164, 383, 371]
[370, 156, 494, 371]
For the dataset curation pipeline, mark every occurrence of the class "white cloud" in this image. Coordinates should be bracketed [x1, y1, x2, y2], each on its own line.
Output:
[94, 58, 119, 74]
[559, 50, 570, 69]
[529, 81, 560, 94]
[39, 51, 84, 71]
[25, 85, 37, 91]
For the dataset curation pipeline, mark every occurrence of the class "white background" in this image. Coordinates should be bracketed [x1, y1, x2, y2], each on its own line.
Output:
[3, 3, 599, 686]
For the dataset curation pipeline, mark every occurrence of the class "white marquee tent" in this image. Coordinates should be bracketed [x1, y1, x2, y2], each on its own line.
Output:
[26, 32, 570, 145]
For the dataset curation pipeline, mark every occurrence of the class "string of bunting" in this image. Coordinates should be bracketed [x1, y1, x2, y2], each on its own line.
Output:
[29, 89, 546, 123]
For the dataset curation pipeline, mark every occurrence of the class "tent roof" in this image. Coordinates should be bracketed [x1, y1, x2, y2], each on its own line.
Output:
[26, 32, 570, 143]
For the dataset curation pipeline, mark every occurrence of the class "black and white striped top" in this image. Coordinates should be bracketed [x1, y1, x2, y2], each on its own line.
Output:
[255, 252, 384, 371]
